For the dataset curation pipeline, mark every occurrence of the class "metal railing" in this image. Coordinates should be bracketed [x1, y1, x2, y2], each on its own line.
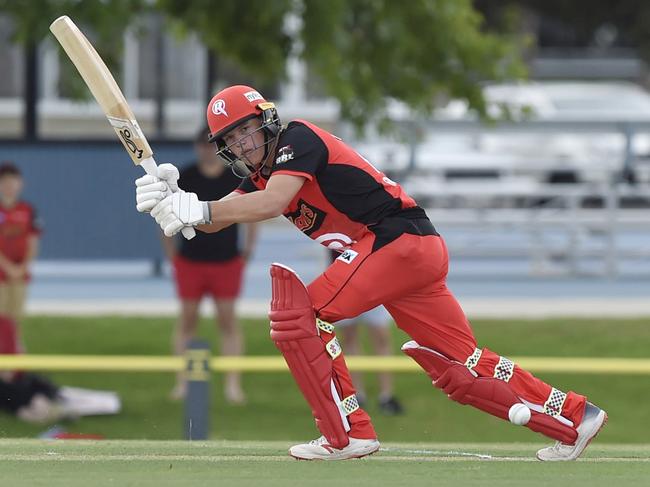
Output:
[385, 118, 650, 277]
[408, 182, 650, 277]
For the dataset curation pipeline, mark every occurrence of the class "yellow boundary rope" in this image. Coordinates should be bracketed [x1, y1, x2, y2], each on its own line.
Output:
[0, 355, 649, 374]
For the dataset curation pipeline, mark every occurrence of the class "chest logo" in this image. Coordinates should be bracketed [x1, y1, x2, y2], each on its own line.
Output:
[285, 199, 325, 236]
[275, 145, 294, 165]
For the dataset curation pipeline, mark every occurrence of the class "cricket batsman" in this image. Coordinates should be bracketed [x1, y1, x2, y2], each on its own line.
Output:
[135, 85, 607, 461]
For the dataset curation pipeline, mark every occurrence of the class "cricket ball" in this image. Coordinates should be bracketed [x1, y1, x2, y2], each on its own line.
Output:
[508, 403, 531, 426]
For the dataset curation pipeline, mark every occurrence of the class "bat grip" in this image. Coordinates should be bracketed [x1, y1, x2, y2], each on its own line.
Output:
[140, 157, 196, 240]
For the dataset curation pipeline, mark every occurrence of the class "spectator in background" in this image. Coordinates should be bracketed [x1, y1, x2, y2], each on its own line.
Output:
[329, 250, 404, 415]
[162, 128, 258, 404]
[0, 316, 120, 423]
[0, 162, 41, 328]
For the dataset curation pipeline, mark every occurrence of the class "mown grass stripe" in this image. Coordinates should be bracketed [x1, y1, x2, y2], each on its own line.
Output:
[0, 453, 648, 463]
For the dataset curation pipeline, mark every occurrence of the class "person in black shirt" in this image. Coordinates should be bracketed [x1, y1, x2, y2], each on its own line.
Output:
[161, 127, 258, 403]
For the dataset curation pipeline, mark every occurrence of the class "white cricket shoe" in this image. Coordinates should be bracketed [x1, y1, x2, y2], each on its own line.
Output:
[289, 436, 380, 460]
[536, 402, 607, 461]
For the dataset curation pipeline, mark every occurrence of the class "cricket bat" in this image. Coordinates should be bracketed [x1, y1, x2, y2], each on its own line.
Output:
[49, 15, 195, 239]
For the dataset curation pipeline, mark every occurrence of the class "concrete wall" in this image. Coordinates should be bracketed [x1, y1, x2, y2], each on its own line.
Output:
[0, 141, 194, 259]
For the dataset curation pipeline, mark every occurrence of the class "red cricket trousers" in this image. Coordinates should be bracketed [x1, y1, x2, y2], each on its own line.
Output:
[307, 231, 586, 439]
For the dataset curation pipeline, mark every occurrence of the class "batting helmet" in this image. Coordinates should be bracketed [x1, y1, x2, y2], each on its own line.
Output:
[206, 85, 281, 177]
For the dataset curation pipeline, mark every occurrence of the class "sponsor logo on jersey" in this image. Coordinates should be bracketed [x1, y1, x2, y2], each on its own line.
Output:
[244, 90, 264, 102]
[285, 199, 325, 236]
[337, 249, 358, 264]
[315, 233, 354, 249]
[211, 99, 228, 117]
[275, 145, 294, 164]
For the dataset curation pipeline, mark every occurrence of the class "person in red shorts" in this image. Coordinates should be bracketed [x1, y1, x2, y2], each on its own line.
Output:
[0, 162, 41, 328]
[160, 128, 258, 403]
[135, 85, 607, 461]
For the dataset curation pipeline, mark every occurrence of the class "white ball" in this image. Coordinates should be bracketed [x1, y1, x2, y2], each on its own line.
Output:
[508, 403, 531, 426]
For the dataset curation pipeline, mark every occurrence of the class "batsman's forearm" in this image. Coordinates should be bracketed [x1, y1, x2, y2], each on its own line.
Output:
[199, 191, 285, 233]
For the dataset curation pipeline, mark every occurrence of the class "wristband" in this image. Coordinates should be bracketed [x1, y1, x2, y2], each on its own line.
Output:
[201, 201, 212, 224]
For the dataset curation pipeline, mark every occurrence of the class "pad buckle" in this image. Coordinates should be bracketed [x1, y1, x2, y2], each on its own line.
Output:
[316, 318, 335, 334]
[543, 388, 567, 417]
[326, 337, 342, 359]
[341, 394, 360, 415]
[464, 348, 482, 371]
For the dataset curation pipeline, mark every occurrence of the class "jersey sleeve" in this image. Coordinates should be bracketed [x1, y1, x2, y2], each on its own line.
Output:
[270, 122, 328, 181]
[236, 177, 259, 194]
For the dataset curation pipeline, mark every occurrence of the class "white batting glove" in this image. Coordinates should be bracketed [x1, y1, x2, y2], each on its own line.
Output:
[135, 163, 180, 213]
[156, 163, 180, 192]
[150, 191, 211, 237]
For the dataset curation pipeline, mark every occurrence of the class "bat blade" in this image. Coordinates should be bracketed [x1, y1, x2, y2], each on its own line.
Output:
[50, 15, 153, 166]
[49, 16, 195, 239]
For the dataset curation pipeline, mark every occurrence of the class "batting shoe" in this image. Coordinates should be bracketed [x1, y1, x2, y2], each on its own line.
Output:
[289, 436, 380, 460]
[536, 402, 607, 461]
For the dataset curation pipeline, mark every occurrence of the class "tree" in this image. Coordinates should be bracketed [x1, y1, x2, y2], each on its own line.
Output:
[159, 0, 527, 130]
[1, 0, 527, 130]
[0, 0, 148, 98]
[300, 0, 526, 128]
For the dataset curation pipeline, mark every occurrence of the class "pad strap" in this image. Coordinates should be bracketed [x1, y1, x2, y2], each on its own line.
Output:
[544, 388, 568, 418]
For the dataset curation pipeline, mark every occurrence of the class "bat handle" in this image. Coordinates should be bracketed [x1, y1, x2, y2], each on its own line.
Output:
[140, 157, 196, 240]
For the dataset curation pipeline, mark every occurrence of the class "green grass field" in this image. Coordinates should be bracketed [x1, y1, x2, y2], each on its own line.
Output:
[1, 316, 649, 484]
[1, 316, 649, 446]
[2, 440, 649, 487]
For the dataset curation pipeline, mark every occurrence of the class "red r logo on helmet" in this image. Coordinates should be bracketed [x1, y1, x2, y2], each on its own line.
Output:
[211, 99, 228, 117]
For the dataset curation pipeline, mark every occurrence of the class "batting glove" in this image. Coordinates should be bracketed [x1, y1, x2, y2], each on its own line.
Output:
[135, 163, 180, 213]
[150, 191, 211, 237]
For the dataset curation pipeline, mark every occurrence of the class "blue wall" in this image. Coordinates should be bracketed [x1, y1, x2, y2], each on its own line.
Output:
[0, 141, 195, 259]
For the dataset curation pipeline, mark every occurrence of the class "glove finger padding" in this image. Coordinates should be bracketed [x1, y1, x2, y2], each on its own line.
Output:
[135, 174, 159, 187]
[135, 176, 170, 213]
[157, 163, 180, 192]
[151, 196, 173, 221]
[154, 206, 173, 226]
[136, 181, 168, 194]
[163, 218, 184, 237]
[136, 187, 168, 212]
[136, 196, 163, 213]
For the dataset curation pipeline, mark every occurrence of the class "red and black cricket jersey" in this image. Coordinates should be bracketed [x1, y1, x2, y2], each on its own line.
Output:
[236, 120, 437, 251]
[0, 201, 41, 263]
